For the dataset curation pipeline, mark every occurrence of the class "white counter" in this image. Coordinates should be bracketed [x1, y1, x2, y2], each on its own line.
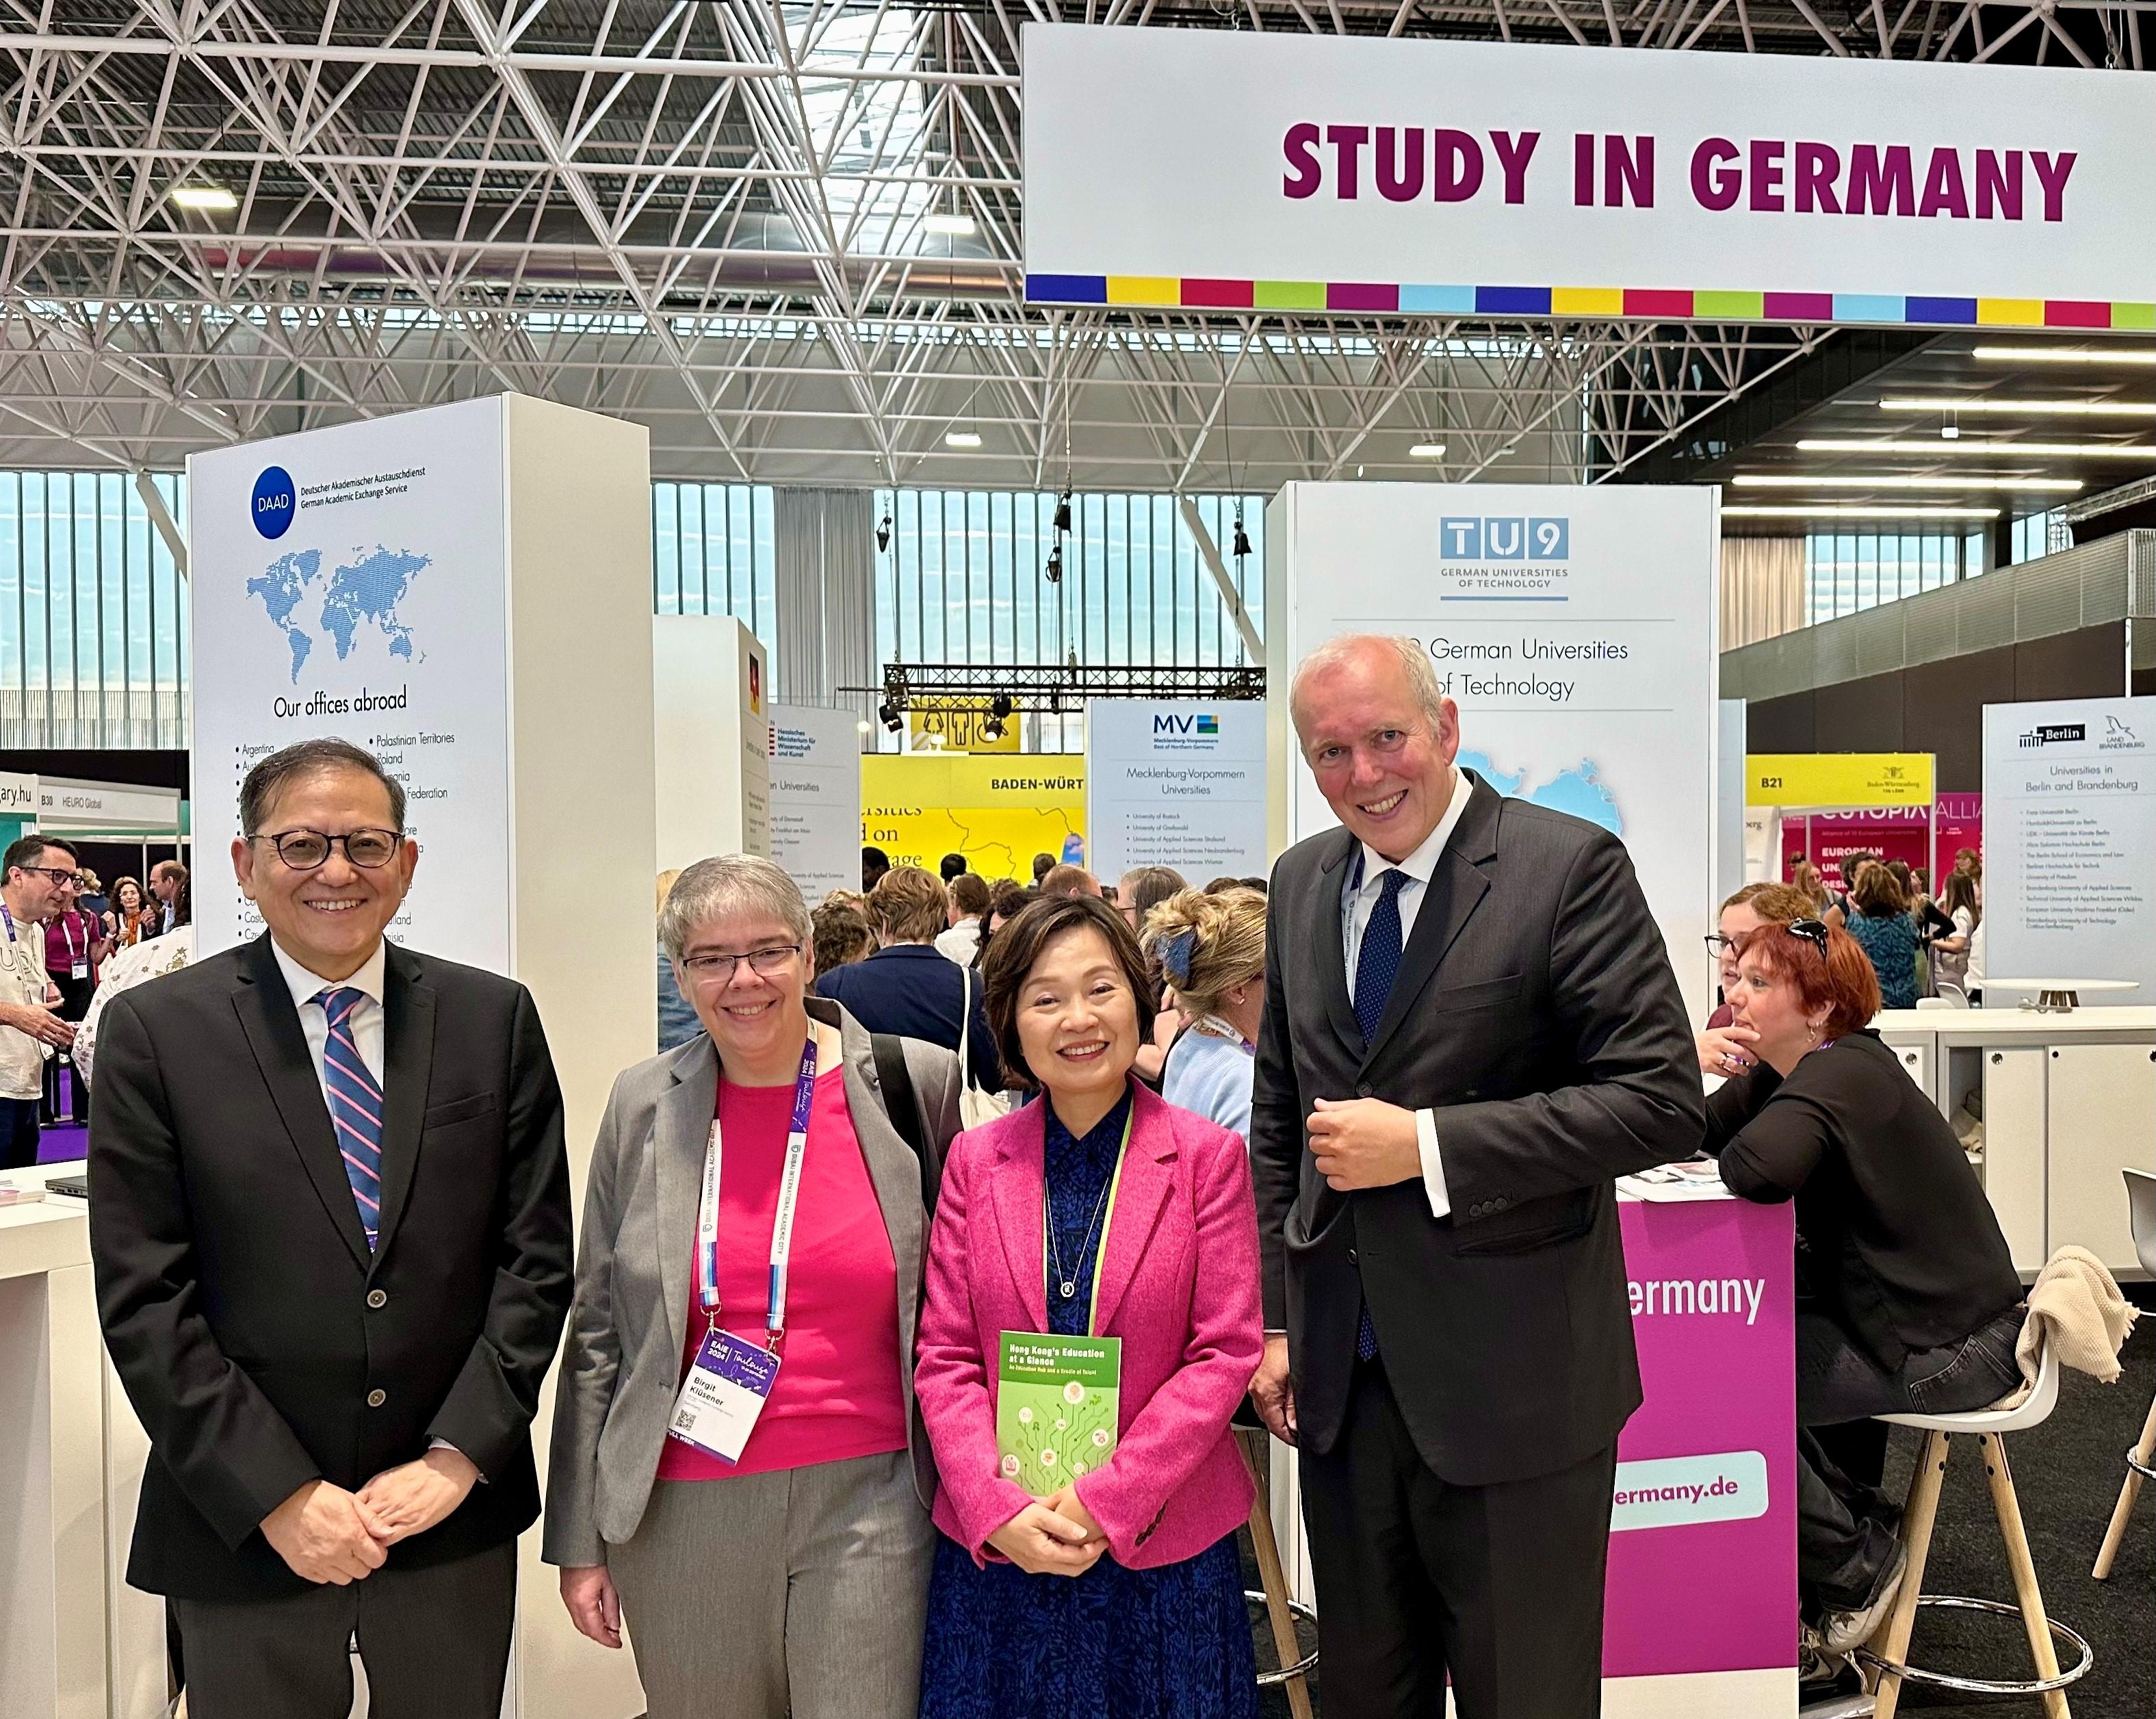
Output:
[0, 1174, 106, 1719]
[1875, 1007, 2156, 1276]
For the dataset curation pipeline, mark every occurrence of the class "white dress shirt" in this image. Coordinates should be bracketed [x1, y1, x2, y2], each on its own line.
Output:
[270, 935, 388, 1093]
[1338, 767, 1474, 1221]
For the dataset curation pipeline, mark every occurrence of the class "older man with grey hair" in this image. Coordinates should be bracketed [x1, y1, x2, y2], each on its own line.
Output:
[1248, 633, 1700, 1719]
[547, 851, 963, 1719]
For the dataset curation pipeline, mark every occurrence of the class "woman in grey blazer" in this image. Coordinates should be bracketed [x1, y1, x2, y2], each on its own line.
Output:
[545, 854, 962, 1719]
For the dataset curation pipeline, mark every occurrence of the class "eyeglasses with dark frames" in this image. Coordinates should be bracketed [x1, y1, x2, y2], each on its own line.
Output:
[252, 828, 404, 871]
[679, 945, 803, 981]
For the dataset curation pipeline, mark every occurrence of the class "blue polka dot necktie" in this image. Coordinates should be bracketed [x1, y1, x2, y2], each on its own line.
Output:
[1351, 868, 1410, 1362]
[320, 987, 385, 1251]
[1353, 868, 1411, 1044]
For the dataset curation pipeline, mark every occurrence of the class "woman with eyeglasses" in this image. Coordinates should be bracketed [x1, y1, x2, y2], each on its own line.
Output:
[1704, 916, 2023, 1667]
[545, 854, 965, 1719]
[1696, 883, 1817, 1079]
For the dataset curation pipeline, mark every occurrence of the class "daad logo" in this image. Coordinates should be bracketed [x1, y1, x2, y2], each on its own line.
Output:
[1153, 712, 1220, 736]
[251, 465, 296, 540]
[1439, 516, 1569, 561]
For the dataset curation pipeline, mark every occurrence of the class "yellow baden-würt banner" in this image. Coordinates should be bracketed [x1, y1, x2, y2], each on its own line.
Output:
[1745, 753, 1934, 809]
[862, 755, 1086, 882]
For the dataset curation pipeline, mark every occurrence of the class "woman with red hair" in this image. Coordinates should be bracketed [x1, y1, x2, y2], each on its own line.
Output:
[1703, 917, 2024, 1666]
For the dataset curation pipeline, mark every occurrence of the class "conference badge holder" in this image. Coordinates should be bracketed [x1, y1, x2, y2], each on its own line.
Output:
[666, 1037, 817, 1465]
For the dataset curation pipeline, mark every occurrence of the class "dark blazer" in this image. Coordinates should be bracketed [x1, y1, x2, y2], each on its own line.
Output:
[1704, 1029, 2021, 1369]
[815, 942, 1000, 1091]
[1249, 776, 1702, 1486]
[88, 933, 574, 1601]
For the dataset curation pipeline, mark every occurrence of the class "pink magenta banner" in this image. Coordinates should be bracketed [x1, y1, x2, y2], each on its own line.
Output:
[1604, 1197, 1796, 1679]
[1935, 793, 1983, 877]
[1781, 806, 1930, 890]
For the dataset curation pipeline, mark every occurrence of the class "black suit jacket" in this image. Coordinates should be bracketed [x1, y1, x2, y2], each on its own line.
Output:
[814, 943, 1001, 1091]
[88, 933, 575, 1600]
[1249, 775, 1702, 1486]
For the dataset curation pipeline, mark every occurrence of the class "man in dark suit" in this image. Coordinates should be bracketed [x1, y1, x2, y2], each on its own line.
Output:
[89, 737, 573, 1718]
[815, 863, 1002, 1091]
[1249, 634, 1700, 1718]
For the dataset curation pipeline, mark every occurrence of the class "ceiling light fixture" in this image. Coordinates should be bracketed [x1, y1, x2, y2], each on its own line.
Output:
[875, 513, 892, 553]
[1798, 437, 2156, 459]
[1940, 424, 1961, 440]
[1879, 397, 2156, 417]
[924, 212, 976, 237]
[1971, 345, 2156, 365]
[1722, 504, 2001, 519]
[170, 185, 237, 211]
[945, 429, 983, 449]
[1733, 474, 2082, 492]
[1409, 442, 1447, 458]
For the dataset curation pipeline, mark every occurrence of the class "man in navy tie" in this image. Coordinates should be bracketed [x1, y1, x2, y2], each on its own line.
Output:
[88, 738, 573, 1717]
[1248, 635, 1699, 1718]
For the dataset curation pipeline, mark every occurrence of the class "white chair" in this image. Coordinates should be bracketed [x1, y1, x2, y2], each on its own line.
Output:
[1858, 1336, 2091, 1718]
[2092, 1167, 2156, 1581]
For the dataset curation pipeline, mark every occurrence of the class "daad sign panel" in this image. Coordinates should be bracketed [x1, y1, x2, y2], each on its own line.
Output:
[1024, 25, 2156, 330]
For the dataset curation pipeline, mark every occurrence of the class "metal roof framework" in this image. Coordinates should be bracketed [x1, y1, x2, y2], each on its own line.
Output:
[0, 0, 2137, 489]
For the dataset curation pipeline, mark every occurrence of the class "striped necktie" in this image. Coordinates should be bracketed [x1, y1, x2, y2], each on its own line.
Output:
[320, 986, 385, 1251]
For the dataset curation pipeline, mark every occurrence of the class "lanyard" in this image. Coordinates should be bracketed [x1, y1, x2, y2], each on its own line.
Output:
[0, 903, 15, 943]
[695, 1037, 818, 1352]
[57, 914, 81, 961]
[1194, 1013, 1256, 1055]
[1043, 1104, 1135, 1338]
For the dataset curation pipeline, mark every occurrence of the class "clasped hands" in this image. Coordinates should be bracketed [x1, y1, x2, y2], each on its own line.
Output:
[259, 1447, 480, 1586]
[988, 1484, 1108, 1578]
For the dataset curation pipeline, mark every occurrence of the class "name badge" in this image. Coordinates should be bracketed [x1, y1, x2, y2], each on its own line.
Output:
[667, 1328, 780, 1464]
[70, 961, 89, 981]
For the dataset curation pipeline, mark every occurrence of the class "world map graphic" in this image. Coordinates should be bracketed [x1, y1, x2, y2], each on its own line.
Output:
[248, 545, 430, 682]
[1459, 749, 1622, 836]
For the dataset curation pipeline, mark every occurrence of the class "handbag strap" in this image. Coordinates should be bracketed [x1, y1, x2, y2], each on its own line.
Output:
[870, 1031, 937, 1218]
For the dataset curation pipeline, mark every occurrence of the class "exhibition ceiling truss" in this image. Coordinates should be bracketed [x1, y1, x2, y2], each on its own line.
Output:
[0, 0, 2138, 487]
[866, 662, 1269, 721]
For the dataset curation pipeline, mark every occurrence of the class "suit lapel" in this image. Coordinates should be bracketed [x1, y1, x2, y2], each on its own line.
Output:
[371, 944, 434, 1263]
[654, 1035, 719, 1363]
[1316, 829, 1364, 1053]
[231, 934, 370, 1271]
[991, 1105, 1050, 1334]
[1088, 1088, 1175, 1337]
[1362, 778, 1501, 1070]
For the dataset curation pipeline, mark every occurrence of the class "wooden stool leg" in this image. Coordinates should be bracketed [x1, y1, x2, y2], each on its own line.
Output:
[1239, 1431, 1314, 1719]
[2092, 1388, 2156, 1581]
[1871, 1429, 1951, 1719]
[1982, 1432, 2070, 1719]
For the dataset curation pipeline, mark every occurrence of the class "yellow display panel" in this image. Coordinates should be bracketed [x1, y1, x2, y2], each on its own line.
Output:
[862, 755, 1087, 881]
[1745, 753, 1934, 808]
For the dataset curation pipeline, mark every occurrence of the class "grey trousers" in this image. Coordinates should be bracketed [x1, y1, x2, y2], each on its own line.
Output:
[610, 1450, 934, 1719]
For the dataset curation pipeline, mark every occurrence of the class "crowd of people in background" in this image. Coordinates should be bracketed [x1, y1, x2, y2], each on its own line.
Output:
[0, 838, 194, 1163]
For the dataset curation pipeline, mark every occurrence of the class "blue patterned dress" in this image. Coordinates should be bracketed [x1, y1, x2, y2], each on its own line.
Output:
[918, 1087, 1258, 1719]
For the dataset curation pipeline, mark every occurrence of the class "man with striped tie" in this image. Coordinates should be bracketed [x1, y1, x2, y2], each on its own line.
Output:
[88, 738, 573, 1718]
[1247, 635, 1700, 1719]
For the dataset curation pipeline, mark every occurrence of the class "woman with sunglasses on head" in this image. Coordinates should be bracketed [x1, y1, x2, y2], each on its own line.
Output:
[1704, 917, 2024, 1668]
[545, 854, 965, 1719]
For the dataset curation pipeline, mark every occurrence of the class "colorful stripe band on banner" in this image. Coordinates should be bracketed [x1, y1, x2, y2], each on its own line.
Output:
[1025, 274, 2156, 330]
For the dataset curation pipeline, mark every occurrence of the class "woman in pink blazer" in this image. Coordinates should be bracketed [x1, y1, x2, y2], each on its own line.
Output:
[914, 892, 1264, 1719]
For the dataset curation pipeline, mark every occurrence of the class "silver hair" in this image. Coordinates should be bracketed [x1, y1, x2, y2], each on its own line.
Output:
[658, 853, 812, 961]
[1289, 633, 1449, 740]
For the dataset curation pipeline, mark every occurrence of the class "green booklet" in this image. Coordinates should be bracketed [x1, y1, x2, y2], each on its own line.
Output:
[996, 1331, 1122, 1500]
